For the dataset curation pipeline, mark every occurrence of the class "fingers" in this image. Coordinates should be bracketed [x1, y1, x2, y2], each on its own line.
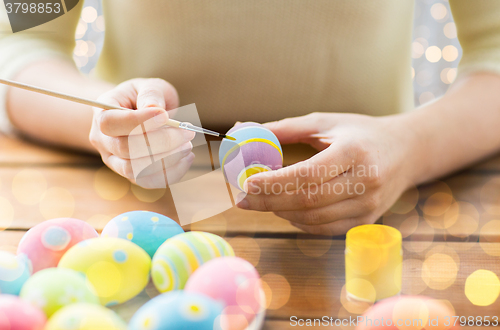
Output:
[239, 175, 364, 212]
[262, 114, 320, 145]
[98, 107, 171, 137]
[272, 198, 366, 226]
[101, 127, 194, 159]
[244, 141, 359, 194]
[133, 78, 179, 111]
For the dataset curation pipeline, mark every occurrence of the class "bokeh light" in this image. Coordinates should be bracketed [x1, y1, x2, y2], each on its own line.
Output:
[390, 186, 419, 215]
[261, 274, 291, 310]
[421, 252, 457, 290]
[443, 22, 457, 39]
[425, 46, 442, 63]
[81, 6, 98, 23]
[339, 285, 372, 315]
[442, 45, 458, 62]
[12, 169, 47, 205]
[130, 184, 165, 203]
[480, 178, 500, 215]
[430, 3, 447, 21]
[296, 235, 332, 257]
[39, 187, 75, 220]
[479, 220, 500, 256]
[94, 166, 130, 201]
[465, 270, 500, 306]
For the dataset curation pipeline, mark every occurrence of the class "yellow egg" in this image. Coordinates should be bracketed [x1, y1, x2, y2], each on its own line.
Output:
[45, 303, 127, 330]
[58, 237, 151, 306]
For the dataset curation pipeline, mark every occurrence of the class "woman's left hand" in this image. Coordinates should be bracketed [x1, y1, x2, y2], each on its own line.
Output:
[236, 112, 419, 235]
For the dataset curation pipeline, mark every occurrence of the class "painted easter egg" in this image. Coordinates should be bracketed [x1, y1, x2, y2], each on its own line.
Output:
[0, 251, 31, 295]
[20, 268, 99, 317]
[101, 211, 184, 258]
[0, 294, 47, 330]
[17, 218, 98, 273]
[129, 291, 224, 330]
[185, 257, 264, 330]
[44, 303, 127, 330]
[219, 122, 283, 191]
[355, 295, 460, 330]
[58, 237, 151, 306]
[151, 231, 234, 292]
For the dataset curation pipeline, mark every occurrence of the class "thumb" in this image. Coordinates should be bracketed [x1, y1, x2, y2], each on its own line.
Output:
[262, 114, 321, 145]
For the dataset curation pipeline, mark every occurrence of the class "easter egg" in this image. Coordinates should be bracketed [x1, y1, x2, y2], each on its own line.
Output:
[129, 291, 224, 330]
[185, 257, 264, 330]
[151, 231, 234, 292]
[0, 294, 46, 330]
[20, 268, 99, 317]
[45, 303, 127, 330]
[17, 218, 98, 273]
[0, 251, 31, 295]
[58, 237, 151, 306]
[355, 295, 460, 330]
[219, 122, 283, 191]
[101, 211, 184, 258]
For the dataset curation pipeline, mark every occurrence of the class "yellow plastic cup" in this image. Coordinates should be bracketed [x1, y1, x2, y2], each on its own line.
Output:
[345, 224, 402, 302]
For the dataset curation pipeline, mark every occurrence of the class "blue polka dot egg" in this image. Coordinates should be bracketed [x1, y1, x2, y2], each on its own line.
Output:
[129, 291, 224, 330]
[101, 211, 184, 258]
[0, 251, 31, 295]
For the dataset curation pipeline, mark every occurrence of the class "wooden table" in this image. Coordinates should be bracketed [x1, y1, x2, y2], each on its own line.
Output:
[2, 133, 500, 329]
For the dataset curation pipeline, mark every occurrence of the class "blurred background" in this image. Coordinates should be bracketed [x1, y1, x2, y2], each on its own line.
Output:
[74, 0, 462, 108]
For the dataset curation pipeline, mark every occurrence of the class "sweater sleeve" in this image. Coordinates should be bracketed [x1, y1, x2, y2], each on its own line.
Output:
[0, 1, 83, 134]
[450, 0, 500, 78]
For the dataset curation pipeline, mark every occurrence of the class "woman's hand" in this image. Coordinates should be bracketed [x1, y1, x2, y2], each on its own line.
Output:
[89, 78, 196, 188]
[236, 112, 419, 236]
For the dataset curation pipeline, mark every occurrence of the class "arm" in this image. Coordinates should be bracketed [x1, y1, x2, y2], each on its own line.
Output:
[7, 59, 114, 153]
[402, 72, 500, 185]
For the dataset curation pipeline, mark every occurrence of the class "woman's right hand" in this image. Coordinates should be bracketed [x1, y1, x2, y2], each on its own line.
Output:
[89, 78, 196, 188]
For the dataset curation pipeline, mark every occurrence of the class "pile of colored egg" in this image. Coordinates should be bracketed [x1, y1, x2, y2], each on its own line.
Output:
[219, 122, 283, 191]
[0, 211, 265, 330]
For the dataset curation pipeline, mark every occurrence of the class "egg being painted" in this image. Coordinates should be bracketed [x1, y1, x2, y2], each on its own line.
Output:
[151, 231, 234, 292]
[129, 291, 224, 330]
[0, 251, 31, 295]
[58, 237, 151, 306]
[0, 294, 47, 330]
[44, 303, 127, 330]
[185, 257, 265, 330]
[17, 218, 98, 273]
[219, 122, 283, 191]
[101, 211, 184, 258]
[20, 267, 99, 317]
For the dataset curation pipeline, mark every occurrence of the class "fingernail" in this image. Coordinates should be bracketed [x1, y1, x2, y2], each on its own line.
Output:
[237, 198, 249, 209]
[154, 111, 168, 125]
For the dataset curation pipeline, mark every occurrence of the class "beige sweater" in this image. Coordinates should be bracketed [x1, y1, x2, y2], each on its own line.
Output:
[1, 0, 500, 133]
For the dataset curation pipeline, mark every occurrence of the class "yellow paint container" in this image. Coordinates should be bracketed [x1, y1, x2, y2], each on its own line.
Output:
[345, 224, 402, 302]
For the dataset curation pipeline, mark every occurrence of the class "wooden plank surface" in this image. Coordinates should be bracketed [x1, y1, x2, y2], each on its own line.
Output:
[1, 163, 499, 239]
[2, 230, 500, 323]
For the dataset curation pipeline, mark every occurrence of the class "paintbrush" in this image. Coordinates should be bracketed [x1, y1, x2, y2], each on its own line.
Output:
[0, 78, 235, 140]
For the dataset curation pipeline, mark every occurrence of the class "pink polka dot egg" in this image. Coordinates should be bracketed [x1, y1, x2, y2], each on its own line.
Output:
[0, 294, 47, 330]
[17, 218, 98, 273]
[185, 257, 266, 330]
